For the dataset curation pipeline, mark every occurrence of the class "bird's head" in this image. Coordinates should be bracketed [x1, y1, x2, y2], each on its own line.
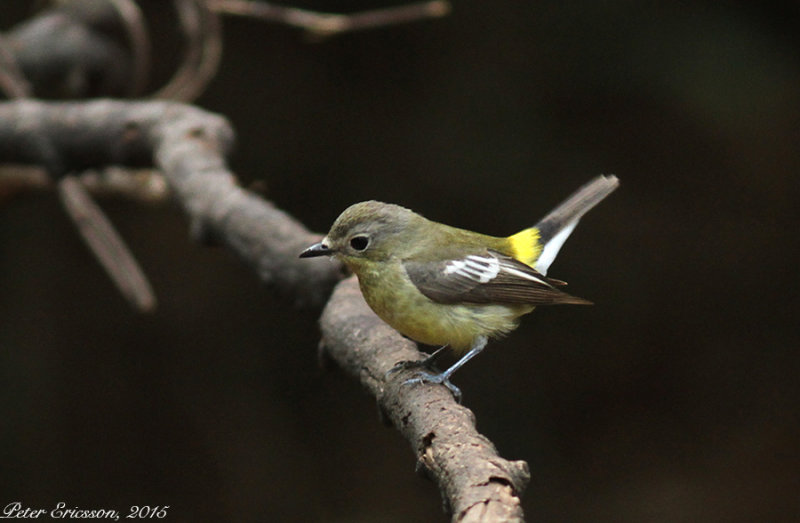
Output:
[299, 201, 419, 267]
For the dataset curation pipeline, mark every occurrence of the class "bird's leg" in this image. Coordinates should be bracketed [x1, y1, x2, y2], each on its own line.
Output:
[402, 336, 488, 402]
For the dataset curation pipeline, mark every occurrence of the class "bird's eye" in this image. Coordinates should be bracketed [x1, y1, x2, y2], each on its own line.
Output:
[349, 235, 369, 251]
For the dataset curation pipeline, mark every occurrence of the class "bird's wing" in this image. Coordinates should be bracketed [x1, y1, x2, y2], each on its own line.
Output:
[404, 250, 591, 306]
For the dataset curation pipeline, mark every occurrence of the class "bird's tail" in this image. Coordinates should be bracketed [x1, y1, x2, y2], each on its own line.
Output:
[508, 175, 619, 275]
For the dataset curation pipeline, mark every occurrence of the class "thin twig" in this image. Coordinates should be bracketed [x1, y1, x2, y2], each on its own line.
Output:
[153, 0, 223, 101]
[57, 175, 157, 312]
[208, 0, 451, 38]
[0, 35, 32, 98]
[79, 167, 170, 203]
[0, 165, 169, 203]
[107, 0, 152, 96]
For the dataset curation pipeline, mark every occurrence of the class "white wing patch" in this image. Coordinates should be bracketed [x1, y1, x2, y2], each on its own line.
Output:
[444, 254, 551, 287]
[444, 255, 500, 283]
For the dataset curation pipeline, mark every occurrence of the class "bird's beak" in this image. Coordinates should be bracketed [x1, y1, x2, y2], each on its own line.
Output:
[299, 241, 332, 258]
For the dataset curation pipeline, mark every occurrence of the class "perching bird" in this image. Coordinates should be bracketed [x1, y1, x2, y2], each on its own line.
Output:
[300, 175, 619, 400]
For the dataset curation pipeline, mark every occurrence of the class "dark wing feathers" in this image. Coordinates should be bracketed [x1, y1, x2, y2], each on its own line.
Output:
[404, 250, 591, 306]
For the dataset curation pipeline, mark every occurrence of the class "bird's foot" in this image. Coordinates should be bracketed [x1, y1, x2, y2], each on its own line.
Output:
[403, 371, 462, 403]
[385, 345, 461, 401]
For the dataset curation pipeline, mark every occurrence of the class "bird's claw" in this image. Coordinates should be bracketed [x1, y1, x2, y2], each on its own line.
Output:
[402, 371, 462, 403]
[385, 346, 462, 402]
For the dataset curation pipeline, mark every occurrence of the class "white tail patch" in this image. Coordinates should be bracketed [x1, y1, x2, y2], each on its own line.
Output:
[534, 220, 577, 275]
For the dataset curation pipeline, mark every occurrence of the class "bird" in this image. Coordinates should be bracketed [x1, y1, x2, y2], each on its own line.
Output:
[300, 175, 619, 400]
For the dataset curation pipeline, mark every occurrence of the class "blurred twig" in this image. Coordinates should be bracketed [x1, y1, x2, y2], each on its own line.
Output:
[0, 35, 33, 98]
[153, 0, 223, 101]
[0, 165, 169, 203]
[58, 175, 157, 312]
[78, 167, 170, 202]
[207, 0, 451, 39]
[106, 0, 151, 96]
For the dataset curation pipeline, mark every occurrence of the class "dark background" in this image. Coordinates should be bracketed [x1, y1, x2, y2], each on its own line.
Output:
[2, 1, 799, 521]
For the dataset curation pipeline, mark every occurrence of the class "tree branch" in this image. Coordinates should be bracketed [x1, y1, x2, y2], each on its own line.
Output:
[0, 99, 344, 307]
[0, 99, 530, 520]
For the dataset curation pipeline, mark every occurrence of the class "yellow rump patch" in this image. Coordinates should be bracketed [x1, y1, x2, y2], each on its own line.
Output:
[507, 227, 542, 267]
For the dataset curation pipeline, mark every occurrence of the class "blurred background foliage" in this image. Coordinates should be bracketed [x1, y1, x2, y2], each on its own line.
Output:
[1, 1, 798, 521]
